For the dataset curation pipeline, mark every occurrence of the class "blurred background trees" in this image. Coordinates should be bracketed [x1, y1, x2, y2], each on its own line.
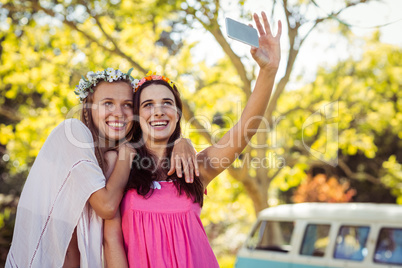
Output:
[1, 0, 401, 266]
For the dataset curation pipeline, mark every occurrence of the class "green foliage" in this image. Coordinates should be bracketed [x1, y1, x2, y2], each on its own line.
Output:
[0, 1, 255, 265]
[0, 194, 18, 264]
[273, 40, 402, 204]
[201, 171, 255, 265]
[1, 0, 401, 266]
[382, 155, 402, 203]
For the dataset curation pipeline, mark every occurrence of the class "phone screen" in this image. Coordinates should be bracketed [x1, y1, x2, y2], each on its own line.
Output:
[226, 17, 259, 48]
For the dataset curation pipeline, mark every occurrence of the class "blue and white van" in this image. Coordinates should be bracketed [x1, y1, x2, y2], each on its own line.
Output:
[235, 203, 402, 268]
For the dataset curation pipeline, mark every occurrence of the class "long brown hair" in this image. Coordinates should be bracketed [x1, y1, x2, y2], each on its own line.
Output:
[126, 79, 204, 206]
[80, 80, 135, 174]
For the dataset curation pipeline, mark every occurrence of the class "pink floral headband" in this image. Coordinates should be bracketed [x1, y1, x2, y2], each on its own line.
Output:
[135, 71, 175, 92]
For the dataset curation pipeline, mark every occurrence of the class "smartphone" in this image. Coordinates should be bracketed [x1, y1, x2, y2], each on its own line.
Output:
[225, 17, 259, 48]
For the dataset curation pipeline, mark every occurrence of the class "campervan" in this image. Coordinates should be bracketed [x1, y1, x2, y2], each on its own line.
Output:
[235, 203, 402, 268]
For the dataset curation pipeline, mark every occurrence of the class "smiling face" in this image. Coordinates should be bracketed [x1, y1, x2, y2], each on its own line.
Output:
[139, 84, 179, 148]
[91, 81, 134, 143]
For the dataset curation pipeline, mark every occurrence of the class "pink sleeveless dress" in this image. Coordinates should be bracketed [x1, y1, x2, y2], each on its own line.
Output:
[121, 181, 219, 268]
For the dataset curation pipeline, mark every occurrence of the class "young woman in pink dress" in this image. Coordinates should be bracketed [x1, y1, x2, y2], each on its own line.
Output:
[5, 67, 197, 268]
[104, 12, 282, 268]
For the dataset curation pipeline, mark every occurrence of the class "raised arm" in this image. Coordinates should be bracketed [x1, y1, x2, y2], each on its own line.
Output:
[197, 12, 282, 186]
[88, 143, 135, 219]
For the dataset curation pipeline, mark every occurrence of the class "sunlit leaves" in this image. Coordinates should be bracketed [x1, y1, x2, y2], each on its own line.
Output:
[1, 1, 401, 266]
[274, 38, 402, 202]
[382, 155, 402, 204]
[0, 125, 13, 145]
[201, 171, 255, 261]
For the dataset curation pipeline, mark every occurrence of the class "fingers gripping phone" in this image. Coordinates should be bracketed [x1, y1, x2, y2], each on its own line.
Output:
[225, 17, 259, 48]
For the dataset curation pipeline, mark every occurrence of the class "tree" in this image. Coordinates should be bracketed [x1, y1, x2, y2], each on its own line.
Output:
[272, 35, 402, 205]
[162, 0, 389, 213]
[0, 0, 382, 213]
[0, 1, 255, 265]
[1, 0, 400, 265]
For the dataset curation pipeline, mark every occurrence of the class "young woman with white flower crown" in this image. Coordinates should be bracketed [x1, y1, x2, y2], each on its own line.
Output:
[5, 68, 198, 268]
[103, 12, 282, 268]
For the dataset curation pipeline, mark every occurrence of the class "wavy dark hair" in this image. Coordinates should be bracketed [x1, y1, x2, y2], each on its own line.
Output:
[126, 79, 204, 206]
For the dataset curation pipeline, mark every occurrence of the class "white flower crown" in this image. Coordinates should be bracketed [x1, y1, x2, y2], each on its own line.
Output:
[74, 67, 139, 102]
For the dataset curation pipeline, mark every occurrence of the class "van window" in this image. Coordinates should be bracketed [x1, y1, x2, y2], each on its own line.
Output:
[373, 227, 402, 265]
[333, 225, 370, 261]
[246, 220, 294, 253]
[300, 224, 330, 257]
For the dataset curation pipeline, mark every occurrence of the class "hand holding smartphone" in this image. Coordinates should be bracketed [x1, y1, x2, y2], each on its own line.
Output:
[225, 17, 259, 48]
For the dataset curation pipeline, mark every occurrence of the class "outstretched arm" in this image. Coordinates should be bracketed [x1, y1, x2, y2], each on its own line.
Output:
[197, 12, 282, 186]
